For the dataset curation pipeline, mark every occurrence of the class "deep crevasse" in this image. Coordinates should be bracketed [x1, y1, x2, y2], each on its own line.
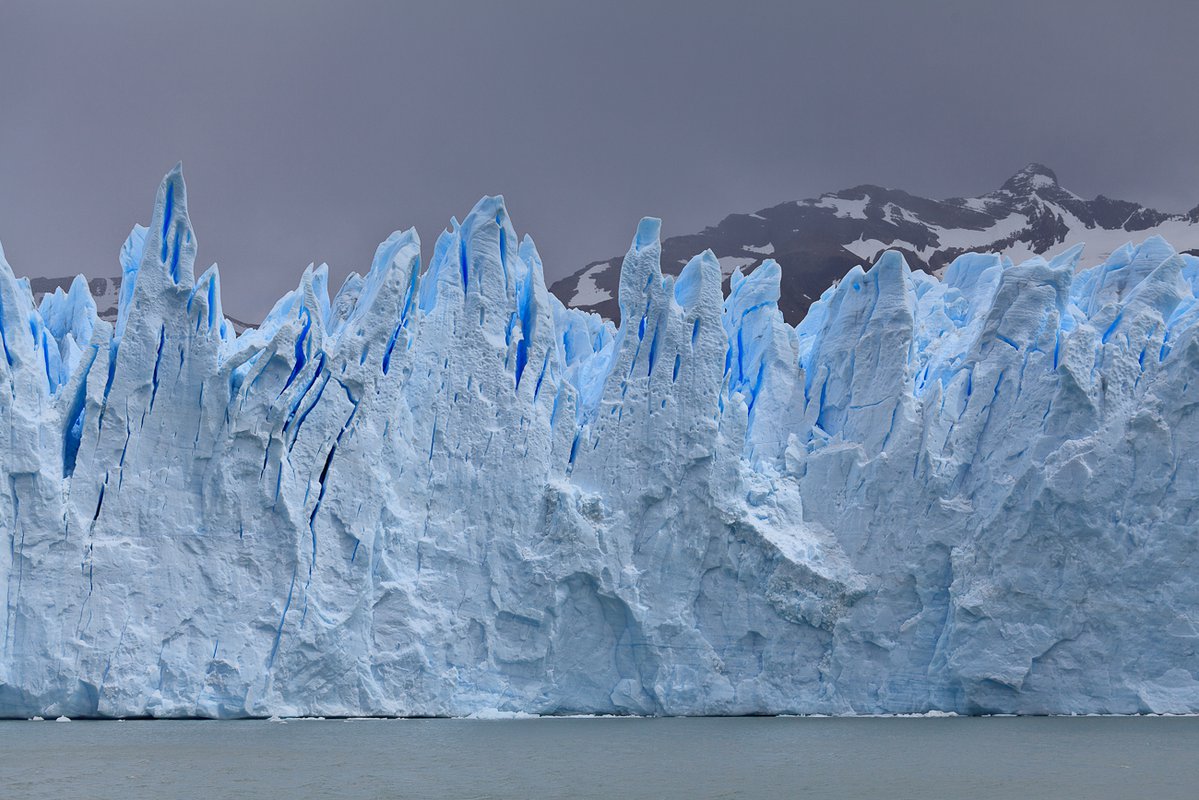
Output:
[1, 166, 1197, 718]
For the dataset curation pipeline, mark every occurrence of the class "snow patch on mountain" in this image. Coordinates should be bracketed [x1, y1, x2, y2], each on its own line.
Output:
[567, 263, 612, 306]
[718, 256, 758, 275]
[814, 193, 871, 218]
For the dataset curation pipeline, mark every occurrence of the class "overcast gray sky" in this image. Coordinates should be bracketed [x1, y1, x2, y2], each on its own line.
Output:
[2, 0, 1198, 320]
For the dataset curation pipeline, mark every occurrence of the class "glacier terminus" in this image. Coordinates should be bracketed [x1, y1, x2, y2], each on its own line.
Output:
[2, 166, 1198, 718]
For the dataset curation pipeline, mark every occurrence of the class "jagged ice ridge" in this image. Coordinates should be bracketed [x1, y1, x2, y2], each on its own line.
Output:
[2, 167, 1198, 718]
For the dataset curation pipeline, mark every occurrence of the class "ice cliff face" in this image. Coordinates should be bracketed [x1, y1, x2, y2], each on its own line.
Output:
[2, 167, 1198, 718]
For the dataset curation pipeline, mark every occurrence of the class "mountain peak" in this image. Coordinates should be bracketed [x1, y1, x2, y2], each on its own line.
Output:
[1001, 162, 1059, 193]
[551, 162, 1199, 324]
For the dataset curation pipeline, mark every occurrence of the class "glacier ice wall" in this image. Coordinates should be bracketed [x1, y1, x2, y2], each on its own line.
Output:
[2, 166, 1198, 718]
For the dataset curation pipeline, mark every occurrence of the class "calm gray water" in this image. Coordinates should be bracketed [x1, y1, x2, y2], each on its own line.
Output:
[2, 716, 1197, 799]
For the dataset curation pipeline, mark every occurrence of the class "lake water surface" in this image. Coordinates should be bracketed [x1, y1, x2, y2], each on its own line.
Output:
[2, 716, 1196, 799]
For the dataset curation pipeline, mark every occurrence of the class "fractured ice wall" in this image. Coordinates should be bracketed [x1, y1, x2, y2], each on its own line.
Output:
[1, 166, 1197, 718]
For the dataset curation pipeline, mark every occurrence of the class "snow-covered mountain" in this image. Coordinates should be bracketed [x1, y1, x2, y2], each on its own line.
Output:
[552, 163, 1199, 322]
[3, 166, 1199, 718]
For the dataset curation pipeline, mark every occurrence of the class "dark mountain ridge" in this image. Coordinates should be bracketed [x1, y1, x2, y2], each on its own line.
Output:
[552, 164, 1199, 322]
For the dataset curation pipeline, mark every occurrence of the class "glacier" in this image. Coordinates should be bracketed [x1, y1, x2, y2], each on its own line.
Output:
[2, 165, 1199, 718]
